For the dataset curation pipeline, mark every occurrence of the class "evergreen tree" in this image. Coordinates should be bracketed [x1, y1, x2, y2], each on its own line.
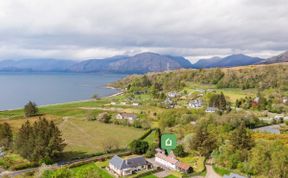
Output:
[0, 122, 13, 150]
[15, 121, 33, 159]
[24, 101, 39, 117]
[15, 118, 66, 163]
[192, 121, 217, 157]
[230, 122, 254, 150]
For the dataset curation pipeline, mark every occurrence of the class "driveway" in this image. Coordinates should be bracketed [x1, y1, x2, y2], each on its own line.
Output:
[205, 165, 222, 178]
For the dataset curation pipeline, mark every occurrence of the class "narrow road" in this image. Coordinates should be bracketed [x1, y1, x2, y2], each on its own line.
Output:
[205, 165, 222, 178]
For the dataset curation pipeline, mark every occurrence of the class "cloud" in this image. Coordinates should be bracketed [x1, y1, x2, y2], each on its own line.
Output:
[0, 0, 287, 60]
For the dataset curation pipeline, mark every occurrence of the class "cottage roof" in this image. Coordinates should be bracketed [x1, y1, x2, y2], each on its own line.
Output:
[223, 173, 247, 178]
[109, 155, 147, 170]
[155, 152, 178, 164]
[176, 162, 191, 171]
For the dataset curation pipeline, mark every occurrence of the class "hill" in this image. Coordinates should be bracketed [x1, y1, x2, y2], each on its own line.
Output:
[0, 53, 192, 74]
[112, 62, 288, 91]
[68, 52, 193, 74]
[193, 54, 263, 68]
[260, 51, 288, 64]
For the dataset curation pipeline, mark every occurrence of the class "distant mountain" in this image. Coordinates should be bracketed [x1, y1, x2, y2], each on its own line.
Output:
[193, 54, 263, 68]
[0, 59, 76, 72]
[260, 51, 288, 64]
[192, 57, 222, 68]
[68, 52, 193, 73]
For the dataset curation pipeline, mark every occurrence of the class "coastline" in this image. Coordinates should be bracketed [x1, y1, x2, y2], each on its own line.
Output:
[0, 87, 124, 112]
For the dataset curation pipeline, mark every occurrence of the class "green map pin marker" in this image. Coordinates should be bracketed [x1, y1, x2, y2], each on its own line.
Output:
[161, 134, 176, 154]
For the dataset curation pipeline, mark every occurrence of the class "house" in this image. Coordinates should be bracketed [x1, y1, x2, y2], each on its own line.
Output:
[167, 91, 178, 98]
[116, 113, 137, 122]
[163, 97, 175, 109]
[155, 149, 193, 173]
[188, 99, 202, 108]
[205, 107, 218, 113]
[111, 102, 117, 105]
[109, 155, 151, 176]
[132, 102, 140, 106]
[223, 173, 247, 178]
[283, 97, 288, 104]
[274, 115, 284, 121]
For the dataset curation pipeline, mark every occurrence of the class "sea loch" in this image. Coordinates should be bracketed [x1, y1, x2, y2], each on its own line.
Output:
[0, 72, 125, 110]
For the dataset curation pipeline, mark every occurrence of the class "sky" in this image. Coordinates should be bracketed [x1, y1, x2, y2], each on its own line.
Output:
[0, 0, 287, 63]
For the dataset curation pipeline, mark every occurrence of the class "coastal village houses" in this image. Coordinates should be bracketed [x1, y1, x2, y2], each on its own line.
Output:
[109, 155, 151, 176]
[155, 149, 193, 173]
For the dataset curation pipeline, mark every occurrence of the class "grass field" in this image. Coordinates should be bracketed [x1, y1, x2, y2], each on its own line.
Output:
[59, 117, 145, 153]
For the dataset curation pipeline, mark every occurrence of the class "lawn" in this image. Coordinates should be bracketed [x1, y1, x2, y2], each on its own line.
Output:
[59, 117, 145, 154]
[71, 163, 113, 178]
[213, 166, 231, 176]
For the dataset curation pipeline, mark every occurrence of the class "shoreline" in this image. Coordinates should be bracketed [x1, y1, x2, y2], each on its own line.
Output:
[0, 87, 124, 112]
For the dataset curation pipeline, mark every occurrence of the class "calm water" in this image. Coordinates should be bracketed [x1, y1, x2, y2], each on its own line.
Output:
[0, 72, 126, 110]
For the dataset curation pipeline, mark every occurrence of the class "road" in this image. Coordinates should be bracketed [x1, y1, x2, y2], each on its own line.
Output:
[205, 165, 222, 178]
[0, 151, 131, 177]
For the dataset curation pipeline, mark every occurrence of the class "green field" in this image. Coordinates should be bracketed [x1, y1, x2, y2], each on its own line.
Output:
[0, 99, 146, 156]
[60, 117, 145, 153]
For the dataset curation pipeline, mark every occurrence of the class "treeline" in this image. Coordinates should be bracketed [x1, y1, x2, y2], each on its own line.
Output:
[112, 63, 288, 91]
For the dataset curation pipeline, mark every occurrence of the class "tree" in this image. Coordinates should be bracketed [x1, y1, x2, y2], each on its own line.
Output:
[174, 145, 186, 157]
[230, 122, 254, 150]
[15, 121, 33, 159]
[24, 101, 39, 117]
[97, 112, 111, 123]
[0, 123, 13, 150]
[15, 118, 66, 162]
[129, 140, 149, 154]
[191, 121, 217, 157]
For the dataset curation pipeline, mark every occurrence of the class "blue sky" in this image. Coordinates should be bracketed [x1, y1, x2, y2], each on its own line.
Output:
[0, 0, 287, 62]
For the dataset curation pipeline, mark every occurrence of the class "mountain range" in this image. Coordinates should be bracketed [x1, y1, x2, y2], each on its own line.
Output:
[0, 51, 287, 74]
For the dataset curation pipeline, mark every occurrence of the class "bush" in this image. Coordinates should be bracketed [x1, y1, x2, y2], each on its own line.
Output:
[129, 140, 149, 154]
[97, 112, 111, 123]
[24, 101, 39, 117]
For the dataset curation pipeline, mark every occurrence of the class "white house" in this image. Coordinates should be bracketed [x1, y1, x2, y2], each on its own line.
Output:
[109, 155, 151, 176]
[132, 102, 140, 106]
[111, 102, 117, 105]
[167, 92, 178, 98]
[120, 102, 127, 105]
[155, 149, 192, 173]
[205, 107, 218, 113]
[188, 99, 202, 109]
[116, 113, 137, 122]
